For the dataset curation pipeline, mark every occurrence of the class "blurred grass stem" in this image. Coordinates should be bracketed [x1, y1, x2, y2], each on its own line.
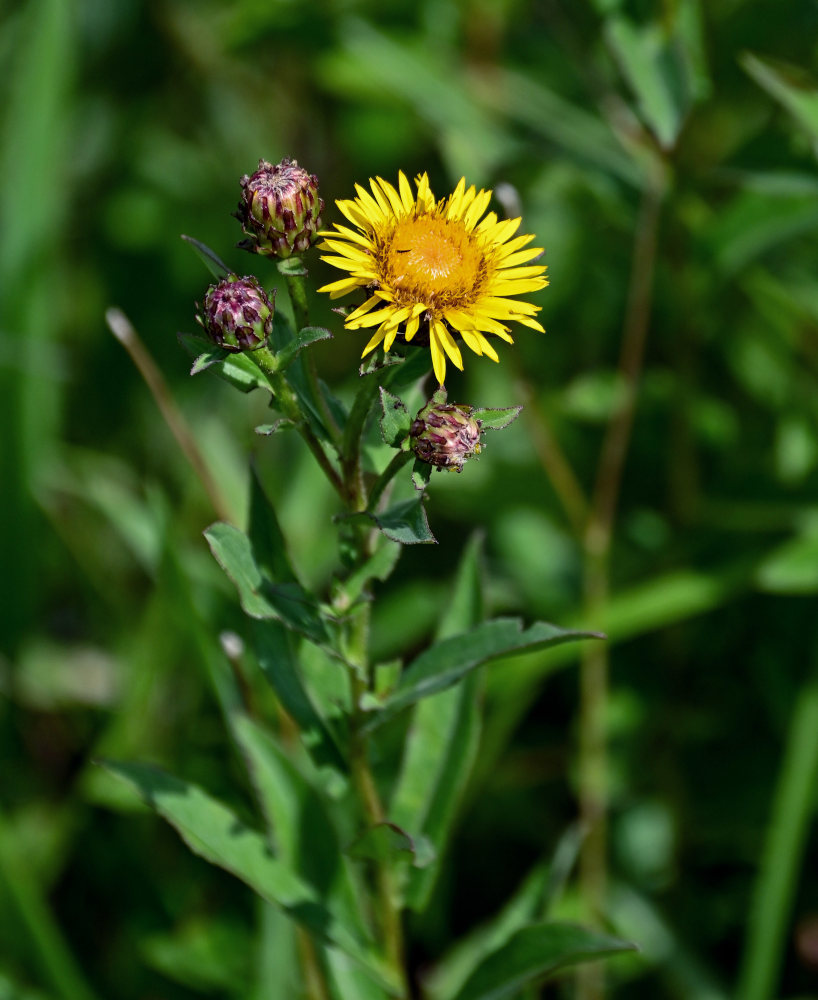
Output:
[577, 177, 664, 1000]
[105, 308, 236, 524]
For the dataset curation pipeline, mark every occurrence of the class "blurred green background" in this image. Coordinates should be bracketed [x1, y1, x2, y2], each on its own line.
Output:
[3, 0, 818, 997]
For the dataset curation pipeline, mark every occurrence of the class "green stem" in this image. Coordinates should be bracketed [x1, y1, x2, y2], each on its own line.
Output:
[280, 265, 342, 447]
[251, 346, 344, 499]
[367, 450, 413, 512]
[342, 375, 382, 510]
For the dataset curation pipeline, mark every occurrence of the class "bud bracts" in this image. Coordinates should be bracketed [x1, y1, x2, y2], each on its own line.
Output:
[196, 275, 273, 352]
[410, 400, 483, 471]
[235, 158, 324, 258]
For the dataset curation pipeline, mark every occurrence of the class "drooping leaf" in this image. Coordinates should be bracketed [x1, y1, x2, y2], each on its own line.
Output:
[205, 522, 331, 646]
[181, 234, 231, 280]
[177, 333, 271, 394]
[449, 923, 635, 1000]
[379, 388, 412, 447]
[368, 619, 602, 730]
[100, 761, 397, 991]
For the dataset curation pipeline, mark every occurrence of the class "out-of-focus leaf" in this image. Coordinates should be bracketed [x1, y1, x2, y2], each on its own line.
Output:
[345, 823, 417, 864]
[449, 922, 636, 1000]
[251, 621, 346, 776]
[101, 761, 397, 991]
[756, 523, 818, 594]
[707, 191, 818, 276]
[205, 522, 331, 646]
[737, 656, 818, 1000]
[324, 947, 392, 1000]
[379, 388, 411, 447]
[390, 537, 484, 908]
[606, 15, 688, 148]
[253, 903, 299, 1000]
[140, 916, 251, 994]
[368, 619, 602, 730]
[742, 53, 818, 143]
[180, 234, 230, 280]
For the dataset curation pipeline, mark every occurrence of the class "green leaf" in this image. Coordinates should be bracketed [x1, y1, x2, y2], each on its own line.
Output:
[368, 619, 602, 730]
[188, 343, 232, 376]
[474, 407, 522, 432]
[390, 537, 484, 908]
[379, 388, 412, 447]
[367, 497, 436, 545]
[605, 15, 689, 149]
[205, 522, 331, 646]
[450, 923, 636, 1000]
[248, 467, 297, 584]
[177, 333, 271, 394]
[231, 714, 366, 940]
[251, 621, 346, 775]
[100, 761, 397, 990]
[411, 458, 433, 492]
[275, 326, 333, 373]
[742, 52, 818, 143]
[336, 542, 401, 608]
[180, 234, 231, 280]
[345, 823, 417, 864]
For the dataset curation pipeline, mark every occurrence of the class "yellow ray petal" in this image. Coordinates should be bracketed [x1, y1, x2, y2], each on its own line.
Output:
[474, 332, 500, 362]
[432, 319, 464, 371]
[429, 328, 448, 385]
[376, 176, 405, 218]
[346, 306, 399, 329]
[345, 294, 383, 323]
[398, 171, 415, 213]
[317, 277, 362, 298]
[464, 189, 492, 229]
[361, 325, 389, 356]
[496, 248, 545, 269]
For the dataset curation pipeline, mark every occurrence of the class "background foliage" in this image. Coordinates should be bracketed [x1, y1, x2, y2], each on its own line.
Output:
[2, 0, 818, 997]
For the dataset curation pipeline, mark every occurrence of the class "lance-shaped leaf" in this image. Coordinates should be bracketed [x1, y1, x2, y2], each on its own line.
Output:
[379, 388, 412, 447]
[205, 522, 331, 647]
[100, 761, 399, 992]
[231, 714, 365, 940]
[390, 537, 484, 910]
[742, 52, 818, 143]
[248, 467, 297, 584]
[178, 333, 272, 393]
[251, 620, 346, 775]
[274, 326, 333, 373]
[449, 923, 636, 1000]
[181, 234, 230, 280]
[367, 619, 603, 731]
[474, 406, 522, 432]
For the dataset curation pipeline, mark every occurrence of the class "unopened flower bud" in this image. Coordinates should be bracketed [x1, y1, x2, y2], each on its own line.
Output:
[235, 158, 324, 258]
[196, 275, 273, 352]
[410, 400, 483, 472]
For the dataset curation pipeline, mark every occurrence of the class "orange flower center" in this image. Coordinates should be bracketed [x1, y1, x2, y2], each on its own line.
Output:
[382, 216, 485, 306]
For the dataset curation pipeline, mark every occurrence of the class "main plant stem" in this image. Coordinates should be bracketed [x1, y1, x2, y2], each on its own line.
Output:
[576, 178, 663, 1000]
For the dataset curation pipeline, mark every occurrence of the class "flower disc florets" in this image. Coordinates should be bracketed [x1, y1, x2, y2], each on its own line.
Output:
[196, 275, 273, 352]
[411, 399, 483, 472]
[235, 158, 324, 258]
[318, 172, 548, 385]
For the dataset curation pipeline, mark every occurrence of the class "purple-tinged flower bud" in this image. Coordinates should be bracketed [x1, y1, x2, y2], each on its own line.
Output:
[410, 399, 483, 472]
[196, 275, 273, 352]
[234, 158, 324, 258]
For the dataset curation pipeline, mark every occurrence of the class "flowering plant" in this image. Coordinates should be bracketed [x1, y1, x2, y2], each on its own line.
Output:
[103, 160, 634, 998]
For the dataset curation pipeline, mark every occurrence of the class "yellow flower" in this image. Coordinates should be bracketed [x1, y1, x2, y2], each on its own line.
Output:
[317, 172, 548, 385]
